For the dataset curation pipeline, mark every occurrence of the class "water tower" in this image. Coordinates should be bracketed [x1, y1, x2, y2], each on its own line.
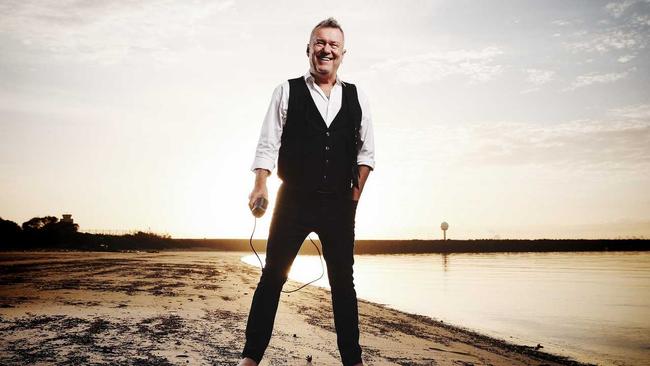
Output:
[441, 221, 449, 240]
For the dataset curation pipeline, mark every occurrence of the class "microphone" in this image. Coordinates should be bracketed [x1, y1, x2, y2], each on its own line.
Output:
[251, 197, 268, 218]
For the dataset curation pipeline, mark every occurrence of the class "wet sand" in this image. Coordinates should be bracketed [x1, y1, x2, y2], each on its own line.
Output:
[0, 251, 593, 365]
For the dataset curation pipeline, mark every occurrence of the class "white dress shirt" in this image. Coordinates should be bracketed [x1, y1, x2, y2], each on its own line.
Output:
[251, 71, 375, 174]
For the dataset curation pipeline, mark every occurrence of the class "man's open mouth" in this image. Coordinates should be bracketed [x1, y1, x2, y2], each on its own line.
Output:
[318, 55, 333, 61]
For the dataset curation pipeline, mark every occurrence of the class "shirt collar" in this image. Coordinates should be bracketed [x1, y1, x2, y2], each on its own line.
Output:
[304, 71, 346, 87]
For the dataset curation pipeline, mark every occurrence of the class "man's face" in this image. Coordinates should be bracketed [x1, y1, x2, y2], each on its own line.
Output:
[307, 27, 345, 79]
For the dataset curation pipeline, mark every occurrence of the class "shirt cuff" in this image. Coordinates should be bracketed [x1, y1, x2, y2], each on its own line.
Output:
[250, 157, 275, 174]
[357, 160, 375, 171]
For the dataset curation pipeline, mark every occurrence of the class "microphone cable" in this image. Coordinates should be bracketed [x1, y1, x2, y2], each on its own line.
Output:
[249, 217, 325, 293]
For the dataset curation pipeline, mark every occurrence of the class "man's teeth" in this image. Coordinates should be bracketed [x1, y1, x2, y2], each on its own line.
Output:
[319, 56, 332, 60]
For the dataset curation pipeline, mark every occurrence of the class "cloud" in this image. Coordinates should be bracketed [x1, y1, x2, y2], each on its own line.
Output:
[525, 68, 555, 85]
[458, 104, 650, 171]
[633, 13, 650, 25]
[617, 54, 636, 62]
[605, 0, 636, 18]
[608, 102, 650, 119]
[563, 68, 634, 91]
[387, 102, 650, 176]
[564, 1, 649, 55]
[519, 69, 556, 94]
[0, 0, 235, 65]
[565, 28, 642, 53]
[368, 46, 504, 85]
[551, 19, 572, 27]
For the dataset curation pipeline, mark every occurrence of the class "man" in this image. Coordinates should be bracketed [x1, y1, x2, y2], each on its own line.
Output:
[239, 17, 375, 366]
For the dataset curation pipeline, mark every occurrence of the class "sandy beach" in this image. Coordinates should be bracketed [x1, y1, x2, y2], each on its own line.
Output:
[0, 251, 592, 365]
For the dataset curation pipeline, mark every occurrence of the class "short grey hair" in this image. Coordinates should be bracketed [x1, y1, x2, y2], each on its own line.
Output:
[309, 17, 344, 43]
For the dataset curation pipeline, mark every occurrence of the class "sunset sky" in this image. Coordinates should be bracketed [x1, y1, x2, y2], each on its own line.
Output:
[1, 0, 649, 239]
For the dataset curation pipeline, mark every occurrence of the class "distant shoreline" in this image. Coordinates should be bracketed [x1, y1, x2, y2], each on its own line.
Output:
[3, 232, 648, 254]
[171, 238, 650, 255]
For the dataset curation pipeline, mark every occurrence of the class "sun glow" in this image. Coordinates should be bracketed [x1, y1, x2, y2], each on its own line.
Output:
[241, 254, 331, 289]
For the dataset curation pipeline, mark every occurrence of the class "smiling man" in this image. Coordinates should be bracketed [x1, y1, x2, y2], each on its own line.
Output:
[237, 17, 375, 366]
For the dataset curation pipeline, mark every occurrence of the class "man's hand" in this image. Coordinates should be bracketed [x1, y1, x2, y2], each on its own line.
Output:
[352, 165, 372, 201]
[248, 169, 270, 209]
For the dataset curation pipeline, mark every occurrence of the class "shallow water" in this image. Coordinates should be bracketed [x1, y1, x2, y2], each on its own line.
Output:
[242, 251, 650, 366]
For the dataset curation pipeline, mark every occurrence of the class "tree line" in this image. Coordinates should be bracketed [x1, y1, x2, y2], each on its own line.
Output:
[0, 216, 186, 251]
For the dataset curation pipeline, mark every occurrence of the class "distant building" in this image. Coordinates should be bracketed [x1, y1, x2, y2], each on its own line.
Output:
[61, 214, 74, 224]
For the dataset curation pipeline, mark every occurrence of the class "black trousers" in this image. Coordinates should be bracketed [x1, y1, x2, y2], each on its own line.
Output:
[241, 183, 362, 366]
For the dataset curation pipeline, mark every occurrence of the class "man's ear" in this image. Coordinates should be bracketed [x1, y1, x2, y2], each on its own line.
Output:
[306, 44, 310, 56]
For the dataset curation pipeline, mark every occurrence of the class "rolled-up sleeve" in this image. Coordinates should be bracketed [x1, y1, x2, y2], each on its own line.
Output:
[250, 83, 287, 174]
[356, 87, 376, 170]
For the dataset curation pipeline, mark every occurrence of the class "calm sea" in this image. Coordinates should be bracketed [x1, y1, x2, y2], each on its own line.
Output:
[241, 251, 650, 366]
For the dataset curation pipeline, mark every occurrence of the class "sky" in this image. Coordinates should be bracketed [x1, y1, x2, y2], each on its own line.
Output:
[1, 0, 649, 240]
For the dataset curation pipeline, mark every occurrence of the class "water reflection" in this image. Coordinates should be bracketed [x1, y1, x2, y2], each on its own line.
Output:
[441, 253, 449, 272]
[242, 251, 650, 366]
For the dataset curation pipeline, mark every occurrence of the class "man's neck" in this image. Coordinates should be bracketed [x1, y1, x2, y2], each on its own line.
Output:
[310, 71, 337, 88]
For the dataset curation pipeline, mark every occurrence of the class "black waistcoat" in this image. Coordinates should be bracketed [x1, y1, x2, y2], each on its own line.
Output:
[277, 76, 362, 194]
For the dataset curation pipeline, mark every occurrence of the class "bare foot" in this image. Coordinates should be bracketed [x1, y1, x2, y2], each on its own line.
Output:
[237, 357, 257, 366]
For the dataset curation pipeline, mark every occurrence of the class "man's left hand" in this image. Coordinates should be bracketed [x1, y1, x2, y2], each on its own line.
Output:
[352, 165, 372, 201]
[352, 187, 361, 201]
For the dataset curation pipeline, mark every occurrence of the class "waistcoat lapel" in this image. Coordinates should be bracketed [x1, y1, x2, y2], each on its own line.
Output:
[297, 78, 328, 132]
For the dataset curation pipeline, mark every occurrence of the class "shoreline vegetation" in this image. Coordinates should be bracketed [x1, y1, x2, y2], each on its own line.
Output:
[0, 216, 650, 254]
[1, 215, 649, 254]
[0, 250, 597, 365]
